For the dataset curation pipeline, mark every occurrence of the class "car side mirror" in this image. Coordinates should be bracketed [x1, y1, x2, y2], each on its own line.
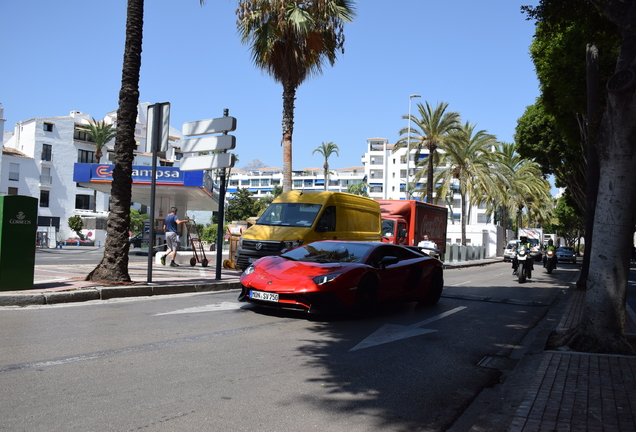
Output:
[378, 255, 399, 269]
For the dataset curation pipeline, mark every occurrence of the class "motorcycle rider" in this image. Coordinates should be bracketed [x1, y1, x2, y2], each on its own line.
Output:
[543, 238, 557, 269]
[512, 236, 534, 276]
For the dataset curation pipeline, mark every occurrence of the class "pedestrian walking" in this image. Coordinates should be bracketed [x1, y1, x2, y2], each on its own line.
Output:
[161, 207, 190, 267]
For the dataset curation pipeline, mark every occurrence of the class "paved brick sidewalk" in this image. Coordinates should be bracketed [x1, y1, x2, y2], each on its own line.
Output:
[508, 289, 636, 432]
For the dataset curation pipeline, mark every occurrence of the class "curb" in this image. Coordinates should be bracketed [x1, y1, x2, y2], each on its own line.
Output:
[0, 281, 243, 307]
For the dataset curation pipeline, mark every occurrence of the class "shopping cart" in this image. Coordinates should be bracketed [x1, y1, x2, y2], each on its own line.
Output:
[185, 220, 209, 267]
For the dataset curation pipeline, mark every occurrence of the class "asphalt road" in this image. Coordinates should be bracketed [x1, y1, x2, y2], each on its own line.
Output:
[0, 262, 578, 432]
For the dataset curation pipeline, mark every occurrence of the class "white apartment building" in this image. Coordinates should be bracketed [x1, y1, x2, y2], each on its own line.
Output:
[0, 103, 191, 247]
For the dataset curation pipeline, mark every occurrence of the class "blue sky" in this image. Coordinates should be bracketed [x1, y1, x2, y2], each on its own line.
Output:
[2, 0, 539, 171]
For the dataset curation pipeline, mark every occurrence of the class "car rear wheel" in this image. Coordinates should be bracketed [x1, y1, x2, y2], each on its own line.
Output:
[420, 268, 443, 306]
[352, 275, 378, 317]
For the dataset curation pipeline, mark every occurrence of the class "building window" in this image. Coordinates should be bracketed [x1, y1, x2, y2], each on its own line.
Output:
[42, 144, 52, 161]
[272, 179, 280, 185]
[75, 194, 92, 210]
[73, 129, 93, 142]
[260, 179, 270, 187]
[8, 187, 18, 195]
[293, 179, 303, 188]
[43, 123, 53, 132]
[40, 167, 52, 185]
[250, 179, 259, 187]
[9, 163, 19, 181]
[78, 149, 96, 164]
[477, 214, 490, 224]
[40, 190, 50, 207]
[174, 151, 183, 161]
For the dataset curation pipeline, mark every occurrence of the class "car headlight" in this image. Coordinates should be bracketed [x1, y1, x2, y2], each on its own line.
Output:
[243, 265, 255, 276]
[313, 273, 341, 285]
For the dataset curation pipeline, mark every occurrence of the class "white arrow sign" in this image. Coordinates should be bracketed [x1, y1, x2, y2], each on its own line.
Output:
[181, 135, 236, 153]
[179, 153, 235, 171]
[349, 306, 467, 351]
[183, 116, 237, 136]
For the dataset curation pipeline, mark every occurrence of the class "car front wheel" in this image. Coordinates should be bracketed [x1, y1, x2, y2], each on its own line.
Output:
[421, 268, 443, 305]
[352, 275, 378, 317]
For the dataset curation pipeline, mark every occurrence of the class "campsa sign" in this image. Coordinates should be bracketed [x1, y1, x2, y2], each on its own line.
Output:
[91, 164, 184, 184]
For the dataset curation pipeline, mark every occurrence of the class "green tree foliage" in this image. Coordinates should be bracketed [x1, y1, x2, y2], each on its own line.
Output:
[129, 208, 149, 234]
[236, 0, 356, 192]
[553, 194, 584, 247]
[312, 142, 339, 191]
[226, 188, 262, 222]
[77, 118, 116, 163]
[431, 122, 498, 245]
[346, 181, 369, 197]
[394, 101, 461, 202]
[68, 215, 85, 240]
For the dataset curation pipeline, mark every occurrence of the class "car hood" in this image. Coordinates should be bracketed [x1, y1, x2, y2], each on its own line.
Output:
[242, 224, 312, 242]
[242, 256, 354, 293]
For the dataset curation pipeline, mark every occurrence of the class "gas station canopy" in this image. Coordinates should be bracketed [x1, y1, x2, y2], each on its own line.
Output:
[73, 163, 219, 212]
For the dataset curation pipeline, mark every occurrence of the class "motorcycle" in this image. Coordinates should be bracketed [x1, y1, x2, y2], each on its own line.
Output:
[544, 248, 557, 274]
[514, 245, 532, 283]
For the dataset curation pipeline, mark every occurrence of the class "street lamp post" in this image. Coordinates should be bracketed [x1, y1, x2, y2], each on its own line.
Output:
[406, 94, 421, 199]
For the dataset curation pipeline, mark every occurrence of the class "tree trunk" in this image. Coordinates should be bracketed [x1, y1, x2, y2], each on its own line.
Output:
[577, 44, 601, 290]
[460, 189, 467, 246]
[282, 83, 296, 192]
[426, 143, 436, 203]
[567, 1, 636, 352]
[86, 0, 143, 283]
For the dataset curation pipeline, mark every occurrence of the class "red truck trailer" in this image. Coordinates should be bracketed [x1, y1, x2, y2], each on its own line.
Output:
[377, 200, 448, 254]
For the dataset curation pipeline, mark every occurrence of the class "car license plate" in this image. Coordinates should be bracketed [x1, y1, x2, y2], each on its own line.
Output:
[250, 290, 279, 302]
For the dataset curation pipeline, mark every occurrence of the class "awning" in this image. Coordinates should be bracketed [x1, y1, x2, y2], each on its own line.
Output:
[73, 163, 219, 212]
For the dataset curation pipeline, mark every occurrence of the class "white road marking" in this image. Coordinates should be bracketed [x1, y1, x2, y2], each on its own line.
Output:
[350, 306, 467, 351]
[154, 302, 244, 315]
[449, 281, 471, 286]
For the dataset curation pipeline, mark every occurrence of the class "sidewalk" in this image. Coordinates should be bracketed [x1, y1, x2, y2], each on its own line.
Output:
[507, 288, 636, 432]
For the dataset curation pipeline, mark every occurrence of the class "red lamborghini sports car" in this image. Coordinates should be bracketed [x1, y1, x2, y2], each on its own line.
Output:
[238, 240, 444, 314]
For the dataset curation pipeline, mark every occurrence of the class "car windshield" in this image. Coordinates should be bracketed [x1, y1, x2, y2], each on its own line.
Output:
[257, 203, 322, 228]
[281, 242, 373, 263]
[558, 247, 575, 253]
[382, 219, 395, 237]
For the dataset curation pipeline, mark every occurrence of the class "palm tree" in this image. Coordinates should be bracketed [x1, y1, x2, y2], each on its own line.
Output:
[488, 142, 551, 245]
[78, 118, 116, 163]
[312, 141, 339, 191]
[431, 122, 497, 245]
[394, 101, 460, 202]
[236, 0, 356, 192]
[77, 118, 117, 212]
[86, 0, 145, 283]
[346, 181, 369, 197]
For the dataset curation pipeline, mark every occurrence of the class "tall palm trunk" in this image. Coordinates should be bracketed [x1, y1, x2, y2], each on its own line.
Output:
[86, 0, 143, 282]
[282, 83, 296, 192]
[426, 143, 436, 202]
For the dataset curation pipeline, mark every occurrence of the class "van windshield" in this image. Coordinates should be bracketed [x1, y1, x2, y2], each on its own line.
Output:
[257, 203, 322, 227]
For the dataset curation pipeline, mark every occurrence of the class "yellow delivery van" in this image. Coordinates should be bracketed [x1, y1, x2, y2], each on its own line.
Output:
[234, 191, 381, 269]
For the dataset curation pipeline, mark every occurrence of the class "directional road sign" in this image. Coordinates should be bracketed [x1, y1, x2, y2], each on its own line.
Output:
[181, 135, 236, 153]
[183, 116, 237, 136]
[179, 153, 236, 171]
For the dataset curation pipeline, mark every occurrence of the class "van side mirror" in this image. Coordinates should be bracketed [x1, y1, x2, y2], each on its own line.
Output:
[398, 228, 407, 238]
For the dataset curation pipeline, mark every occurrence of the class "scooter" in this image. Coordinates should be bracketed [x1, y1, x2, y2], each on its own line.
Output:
[544, 249, 557, 274]
[514, 245, 532, 283]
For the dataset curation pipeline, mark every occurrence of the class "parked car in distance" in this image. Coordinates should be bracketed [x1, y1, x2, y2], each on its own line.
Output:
[238, 240, 444, 315]
[129, 233, 147, 248]
[556, 246, 577, 264]
[503, 240, 517, 262]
